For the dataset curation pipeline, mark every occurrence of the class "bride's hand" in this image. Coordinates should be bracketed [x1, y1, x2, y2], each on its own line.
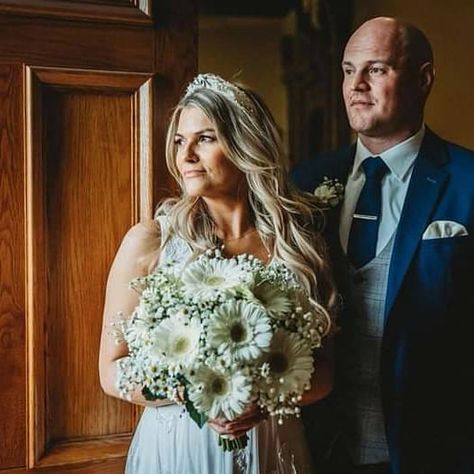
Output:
[207, 404, 266, 438]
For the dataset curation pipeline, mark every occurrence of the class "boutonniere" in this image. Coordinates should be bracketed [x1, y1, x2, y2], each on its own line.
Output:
[313, 177, 344, 209]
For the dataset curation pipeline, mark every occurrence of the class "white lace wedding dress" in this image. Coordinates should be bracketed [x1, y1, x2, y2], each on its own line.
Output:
[124, 217, 313, 474]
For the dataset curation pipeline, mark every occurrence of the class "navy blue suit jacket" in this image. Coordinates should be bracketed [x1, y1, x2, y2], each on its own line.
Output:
[291, 129, 474, 473]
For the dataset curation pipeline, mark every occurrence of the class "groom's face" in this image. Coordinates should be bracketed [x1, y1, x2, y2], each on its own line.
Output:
[342, 20, 422, 140]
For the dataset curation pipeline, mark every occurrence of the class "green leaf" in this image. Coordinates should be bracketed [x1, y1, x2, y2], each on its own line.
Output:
[179, 378, 207, 428]
[141, 387, 167, 401]
[219, 434, 248, 452]
[185, 399, 208, 428]
[141, 386, 157, 401]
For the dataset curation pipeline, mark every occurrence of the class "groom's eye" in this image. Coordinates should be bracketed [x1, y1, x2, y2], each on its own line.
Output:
[369, 65, 387, 75]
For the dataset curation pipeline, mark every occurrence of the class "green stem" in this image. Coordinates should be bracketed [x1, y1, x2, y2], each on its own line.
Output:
[219, 434, 249, 452]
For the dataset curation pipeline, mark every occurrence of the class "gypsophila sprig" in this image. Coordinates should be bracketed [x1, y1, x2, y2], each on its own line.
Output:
[114, 249, 330, 451]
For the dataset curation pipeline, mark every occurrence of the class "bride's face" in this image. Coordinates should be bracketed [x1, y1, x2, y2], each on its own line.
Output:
[175, 106, 245, 200]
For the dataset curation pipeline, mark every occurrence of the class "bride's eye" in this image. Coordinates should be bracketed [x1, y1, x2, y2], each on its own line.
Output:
[199, 135, 216, 143]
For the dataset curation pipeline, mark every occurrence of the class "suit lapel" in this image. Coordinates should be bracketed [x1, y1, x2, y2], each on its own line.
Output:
[324, 145, 355, 252]
[385, 131, 450, 321]
[323, 146, 355, 311]
[332, 144, 356, 184]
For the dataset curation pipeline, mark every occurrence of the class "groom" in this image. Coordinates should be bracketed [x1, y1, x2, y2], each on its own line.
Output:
[292, 17, 474, 474]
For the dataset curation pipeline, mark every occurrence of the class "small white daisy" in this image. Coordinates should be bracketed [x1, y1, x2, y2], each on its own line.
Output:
[181, 258, 248, 299]
[263, 329, 314, 395]
[188, 365, 252, 420]
[125, 304, 155, 344]
[150, 312, 201, 369]
[208, 301, 272, 362]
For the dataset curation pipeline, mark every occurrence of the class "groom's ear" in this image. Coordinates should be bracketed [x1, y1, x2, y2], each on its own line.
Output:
[419, 61, 435, 98]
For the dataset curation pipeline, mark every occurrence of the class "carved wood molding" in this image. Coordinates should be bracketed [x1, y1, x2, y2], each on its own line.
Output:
[24, 65, 152, 469]
[0, 0, 152, 25]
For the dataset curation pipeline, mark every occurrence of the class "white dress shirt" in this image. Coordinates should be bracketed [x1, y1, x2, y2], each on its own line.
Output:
[340, 126, 426, 255]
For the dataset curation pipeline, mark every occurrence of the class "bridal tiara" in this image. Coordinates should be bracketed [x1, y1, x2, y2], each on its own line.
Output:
[184, 73, 257, 117]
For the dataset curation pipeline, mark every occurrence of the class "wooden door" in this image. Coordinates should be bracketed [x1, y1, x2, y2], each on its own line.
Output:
[0, 2, 197, 472]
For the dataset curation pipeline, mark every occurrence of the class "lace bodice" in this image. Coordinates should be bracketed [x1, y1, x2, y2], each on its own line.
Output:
[156, 215, 193, 273]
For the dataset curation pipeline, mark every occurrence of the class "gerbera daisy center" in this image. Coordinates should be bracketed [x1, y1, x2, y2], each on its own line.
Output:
[211, 377, 228, 396]
[205, 275, 225, 286]
[269, 351, 289, 374]
[172, 336, 190, 354]
[230, 323, 247, 342]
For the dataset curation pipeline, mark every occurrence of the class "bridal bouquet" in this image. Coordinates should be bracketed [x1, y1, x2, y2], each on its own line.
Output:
[115, 249, 330, 451]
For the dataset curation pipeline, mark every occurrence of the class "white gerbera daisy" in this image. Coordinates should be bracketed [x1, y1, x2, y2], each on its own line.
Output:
[150, 313, 201, 369]
[188, 365, 252, 420]
[181, 258, 248, 299]
[263, 329, 314, 395]
[208, 301, 272, 362]
[249, 280, 292, 319]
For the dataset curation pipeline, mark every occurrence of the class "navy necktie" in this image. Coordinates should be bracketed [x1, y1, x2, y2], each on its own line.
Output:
[347, 156, 389, 268]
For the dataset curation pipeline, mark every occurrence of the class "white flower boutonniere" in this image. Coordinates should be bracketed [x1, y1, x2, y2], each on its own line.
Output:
[313, 177, 344, 208]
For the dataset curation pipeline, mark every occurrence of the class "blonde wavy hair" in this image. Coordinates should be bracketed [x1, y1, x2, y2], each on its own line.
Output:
[157, 78, 337, 318]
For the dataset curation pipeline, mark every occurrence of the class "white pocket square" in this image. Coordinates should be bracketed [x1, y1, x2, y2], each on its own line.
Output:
[422, 220, 468, 240]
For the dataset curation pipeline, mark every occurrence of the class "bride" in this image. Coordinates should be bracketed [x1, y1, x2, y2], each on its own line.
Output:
[99, 73, 336, 473]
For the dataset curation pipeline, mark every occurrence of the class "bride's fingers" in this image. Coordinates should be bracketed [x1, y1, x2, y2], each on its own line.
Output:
[208, 419, 251, 436]
[207, 417, 227, 428]
[207, 420, 228, 434]
[231, 405, 266, 424]
[227, 420, 256, 432]
[208, 408, 266, 436]
[228, 412, 264, 429]
[225, 416, 264, 434]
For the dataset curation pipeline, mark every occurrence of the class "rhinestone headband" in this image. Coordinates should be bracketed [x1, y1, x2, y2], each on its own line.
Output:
[184, 73, 257, 117]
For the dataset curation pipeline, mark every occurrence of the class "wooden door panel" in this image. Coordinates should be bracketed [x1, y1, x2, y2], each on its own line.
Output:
[0, 0, 151, 24]
[0, 64, 26, 470]
[25, 66, 153, 468]
[43, 91, 133, 440]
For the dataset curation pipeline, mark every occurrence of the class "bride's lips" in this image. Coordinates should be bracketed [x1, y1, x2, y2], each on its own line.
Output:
[183, 170, 206, 178]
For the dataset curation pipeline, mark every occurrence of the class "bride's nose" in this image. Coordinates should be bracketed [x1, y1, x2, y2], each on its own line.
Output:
[183, 141, 199, 162]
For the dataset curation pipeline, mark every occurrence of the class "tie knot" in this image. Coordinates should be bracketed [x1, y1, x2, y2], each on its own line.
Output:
[362, 156, 389, 181]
